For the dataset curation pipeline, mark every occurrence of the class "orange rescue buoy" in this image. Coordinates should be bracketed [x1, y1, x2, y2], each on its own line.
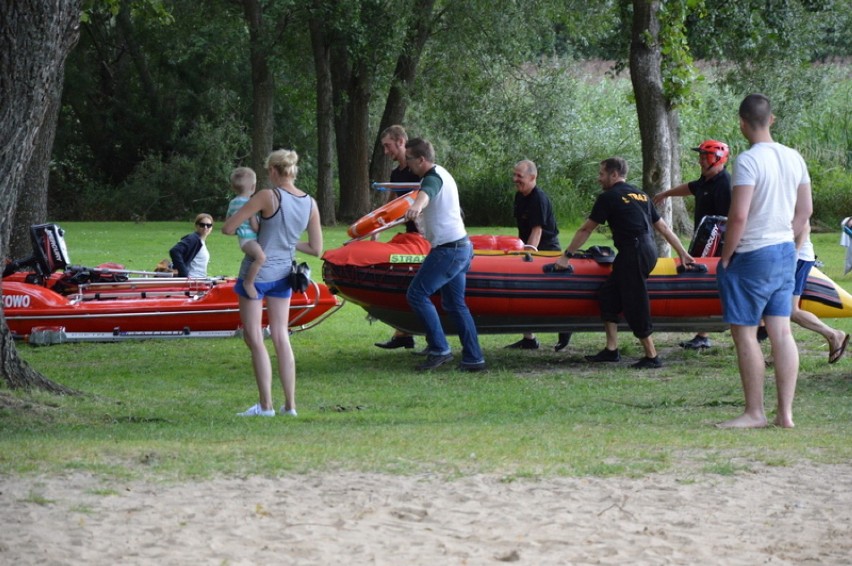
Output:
[347, 190, 420, 238]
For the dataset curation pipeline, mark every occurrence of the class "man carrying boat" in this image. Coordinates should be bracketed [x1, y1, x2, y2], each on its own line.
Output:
[504, 159, 572, 352]
[402, 138, 486, 372]
[373, 125, 422, 352]
[549, 157, 695, 369]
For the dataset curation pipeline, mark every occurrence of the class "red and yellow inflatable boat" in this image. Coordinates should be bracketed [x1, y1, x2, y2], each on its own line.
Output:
[322, 232, 852, 335]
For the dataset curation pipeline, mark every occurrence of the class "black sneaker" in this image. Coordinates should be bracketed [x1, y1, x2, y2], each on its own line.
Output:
[679, 335, 711, 350]
[375, 335, 415, 349]
[631, 356, 662, 369]
[457, 361, 487, 372]
[585, 348, 621, 362]
[416, 353, 454, 371]
[504, 337, 540, 350]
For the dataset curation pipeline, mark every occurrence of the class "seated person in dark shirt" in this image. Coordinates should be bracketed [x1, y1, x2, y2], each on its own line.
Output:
[169, 213, 214, 278]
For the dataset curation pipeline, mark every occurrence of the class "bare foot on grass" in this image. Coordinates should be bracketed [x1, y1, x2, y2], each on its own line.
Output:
[243, 280, 258, 300]
[773, 415, 795, 429]
[715, 413, 769, 429]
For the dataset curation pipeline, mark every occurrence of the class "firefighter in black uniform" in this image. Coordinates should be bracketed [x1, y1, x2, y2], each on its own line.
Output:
[548, 157, 695, 368]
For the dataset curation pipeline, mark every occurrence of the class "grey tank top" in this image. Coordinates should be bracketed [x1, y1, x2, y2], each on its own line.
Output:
[239, 188, 313, 282]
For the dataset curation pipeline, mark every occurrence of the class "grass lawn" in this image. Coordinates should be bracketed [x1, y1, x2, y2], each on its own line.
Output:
[1, 221, 850, 480]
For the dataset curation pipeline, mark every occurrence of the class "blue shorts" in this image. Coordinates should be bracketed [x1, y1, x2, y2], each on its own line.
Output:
[793, 259, 813, 296]
[717, 242, 796, 326]
[234, 277, 292, 300]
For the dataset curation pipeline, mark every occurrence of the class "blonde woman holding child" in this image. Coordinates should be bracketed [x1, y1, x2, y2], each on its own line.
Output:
[222, 150, 322, 417]
[226, 167, 266, 299]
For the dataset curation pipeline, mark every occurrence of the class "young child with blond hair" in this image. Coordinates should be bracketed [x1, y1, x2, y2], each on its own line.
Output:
[226, 167, 265, 299]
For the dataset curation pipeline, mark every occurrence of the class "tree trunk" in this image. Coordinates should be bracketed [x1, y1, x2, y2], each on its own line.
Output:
[368, 0, 437, 206]
[629, 0, 676, 255]
[309, 14, 337, 225]
[242, 0, 276, 189]
[0, 0, 82, 393]
[9, 77, 61, 260]
[331, 51, 372, 222]
[667, 109, 691, 234]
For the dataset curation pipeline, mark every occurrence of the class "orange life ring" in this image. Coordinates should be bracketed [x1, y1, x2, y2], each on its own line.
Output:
[347, 190, 420, 238]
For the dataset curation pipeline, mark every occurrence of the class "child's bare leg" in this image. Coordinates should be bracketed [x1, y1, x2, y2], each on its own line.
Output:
[241, 240, 266, 300]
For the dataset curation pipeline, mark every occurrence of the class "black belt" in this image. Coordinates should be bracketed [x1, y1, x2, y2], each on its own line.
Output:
[435, 236, 470, 248]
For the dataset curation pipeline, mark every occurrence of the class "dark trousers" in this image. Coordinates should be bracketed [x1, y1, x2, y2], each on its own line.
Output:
[598, 236, 658, 339]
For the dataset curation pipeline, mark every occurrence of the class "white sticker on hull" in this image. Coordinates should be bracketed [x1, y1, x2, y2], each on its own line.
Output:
[3, 295, 31, 308]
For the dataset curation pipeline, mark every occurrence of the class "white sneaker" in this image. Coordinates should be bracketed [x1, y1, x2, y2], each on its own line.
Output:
[237, 403, 275, 417]
[279, 407, 298, 416]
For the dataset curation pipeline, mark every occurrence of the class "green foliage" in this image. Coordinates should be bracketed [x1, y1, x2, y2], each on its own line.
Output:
[658, 0, 706, 108]
[770, 73, 852, 224]
[414, 34, 643, 225]
[90, 89, 249, 221]
[688, 0, 845, 62]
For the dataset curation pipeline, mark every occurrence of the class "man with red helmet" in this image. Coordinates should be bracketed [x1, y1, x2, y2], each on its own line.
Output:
[654, 139, 732, 350]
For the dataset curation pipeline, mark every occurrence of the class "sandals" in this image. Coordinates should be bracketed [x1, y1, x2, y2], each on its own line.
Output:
[829, 333, 850, 364]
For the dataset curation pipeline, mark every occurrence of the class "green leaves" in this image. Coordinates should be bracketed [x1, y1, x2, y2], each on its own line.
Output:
[658, 0, 705, 108]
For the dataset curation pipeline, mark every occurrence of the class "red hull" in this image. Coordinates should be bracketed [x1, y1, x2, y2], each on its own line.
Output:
[2, 273, 342, 341]
[322, 239, 852, 335]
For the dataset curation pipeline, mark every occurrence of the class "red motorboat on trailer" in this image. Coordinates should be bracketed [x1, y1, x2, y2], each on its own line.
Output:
[2, 224, 343, 344]
[322, 232, 852, 336]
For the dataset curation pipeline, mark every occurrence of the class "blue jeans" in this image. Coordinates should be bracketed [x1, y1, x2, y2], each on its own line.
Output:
[406, 240, 484, 364]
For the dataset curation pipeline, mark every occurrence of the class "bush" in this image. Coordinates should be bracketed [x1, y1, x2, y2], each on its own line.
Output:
[115, 89, 250, 221]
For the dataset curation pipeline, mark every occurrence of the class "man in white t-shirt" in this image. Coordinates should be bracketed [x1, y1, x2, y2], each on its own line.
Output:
[403, 138, 485, 372]
[716, 94, 813, 429]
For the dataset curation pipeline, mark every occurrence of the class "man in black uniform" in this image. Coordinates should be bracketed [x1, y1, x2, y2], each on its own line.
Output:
[505, 159, 571, 351]
[654, 139, 731, 350]
[374, 125, 422, 350]
[549, 157, 695, 368]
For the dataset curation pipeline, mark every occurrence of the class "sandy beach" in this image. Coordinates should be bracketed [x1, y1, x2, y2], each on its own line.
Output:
[2, 463, 850, 565]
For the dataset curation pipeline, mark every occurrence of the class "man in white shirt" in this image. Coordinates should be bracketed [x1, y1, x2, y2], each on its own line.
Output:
[716, 94, 813, 429]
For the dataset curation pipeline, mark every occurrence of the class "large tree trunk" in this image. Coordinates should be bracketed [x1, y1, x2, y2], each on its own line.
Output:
[331, 51, 373, 222]
[1, 0, 82, 393]
[368, 0, 437, 206]
[242, 0, 276, 189]
[629, 0, 677, 255]
[9, 79, 61, 260]
[309, 14, 337, 225]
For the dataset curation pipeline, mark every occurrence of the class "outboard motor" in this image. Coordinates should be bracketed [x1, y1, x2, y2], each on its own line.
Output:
[689, 215, 726, 258]
[3, 224, 71, 283]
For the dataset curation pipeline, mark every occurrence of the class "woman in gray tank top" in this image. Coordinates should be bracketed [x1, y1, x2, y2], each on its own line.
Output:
[223, 149, 323, 418]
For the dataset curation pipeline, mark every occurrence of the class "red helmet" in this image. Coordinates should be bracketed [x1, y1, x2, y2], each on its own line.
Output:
[691, 140, 729, 167]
